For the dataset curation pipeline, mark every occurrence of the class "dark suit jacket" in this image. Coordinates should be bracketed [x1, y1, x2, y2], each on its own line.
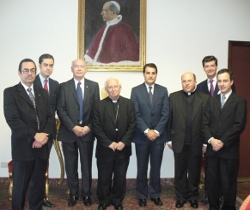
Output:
[34, 75, 60, 138]
[197, 79, 236, 96]
[4, 83, 54, 161]
[197, 79, 220, 96]
[202, 92, 247, 159]
[93, 96, 136, 161]
[57, 78, 100, 142]
[131, 83, 169, 144]
[167, 90, 209, 155]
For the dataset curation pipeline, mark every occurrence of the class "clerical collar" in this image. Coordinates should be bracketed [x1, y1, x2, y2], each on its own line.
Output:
[109, 97, 119, 103]
[106, 15, 122, 26]
[183, 87, 196, 96]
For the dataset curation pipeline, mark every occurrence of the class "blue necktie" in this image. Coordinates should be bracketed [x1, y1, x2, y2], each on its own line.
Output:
[76, 82, 83, 123]
[149, 86, 153, 104]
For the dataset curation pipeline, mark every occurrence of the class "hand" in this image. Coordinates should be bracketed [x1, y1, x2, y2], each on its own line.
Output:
[116, 142, 125, 151]
[32, 141, 43, 148]
[34, 133, 48, 145]
[108, 142, 117, 151]
[211, 138, 224, 151]
[146, 130, 158, 141]
[202, 146, 207, 154]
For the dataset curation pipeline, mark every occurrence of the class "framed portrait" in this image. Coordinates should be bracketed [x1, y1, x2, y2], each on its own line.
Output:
[78, 0, 146, 72]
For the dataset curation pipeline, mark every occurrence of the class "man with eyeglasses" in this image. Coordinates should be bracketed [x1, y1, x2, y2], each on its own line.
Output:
[167, 72, 209, 209]
[93, 78, 136, 210]
[57, 58, 100, 207]
[3, 58, 54, 210]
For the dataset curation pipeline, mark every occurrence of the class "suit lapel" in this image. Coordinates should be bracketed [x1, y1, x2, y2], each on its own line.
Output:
[140, 83, 153, 108]
[69, 79, 79, 105]
[192, 92, 202, 121]
[17, 83, 34, 107]
[104, 98, 116, 125]
[177, 92, 186, 119]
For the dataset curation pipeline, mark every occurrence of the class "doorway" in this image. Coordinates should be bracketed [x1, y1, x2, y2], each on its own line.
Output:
[228, 40, 250, 180]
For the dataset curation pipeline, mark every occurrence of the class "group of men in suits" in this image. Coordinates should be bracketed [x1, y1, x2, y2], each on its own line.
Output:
[4, 55, 246, 210]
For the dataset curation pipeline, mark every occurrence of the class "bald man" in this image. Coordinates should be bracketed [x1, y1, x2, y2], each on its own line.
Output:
[57, 59, 100, 207]
[167, 72, 209, 209]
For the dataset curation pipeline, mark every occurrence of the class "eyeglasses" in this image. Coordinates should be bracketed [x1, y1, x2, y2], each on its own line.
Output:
[21, 68, 36, 74]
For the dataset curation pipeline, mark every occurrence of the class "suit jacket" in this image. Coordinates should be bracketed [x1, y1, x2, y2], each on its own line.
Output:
[34, 75, 60, 138]
[202, 92, 247, 159]
[167, 90, 209, 154]
[4, 83, 54, 161]
[131, 83, 169, 144]
[57, 78, 100, 142]
[197, 79, 236, 96]
[197, 79, 219, 96]
[93, 96, 136, 161]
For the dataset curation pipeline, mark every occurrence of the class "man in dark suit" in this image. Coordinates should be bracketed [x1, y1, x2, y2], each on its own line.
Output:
[4, 58, 54, 210]
[57, 58, 100, 207]
[167, 72, 209, 209]
[93, 78, 136, 210]
[203, 69, 247, 210]
[131, 63, 169, 207]
[33, 53, 60, 208]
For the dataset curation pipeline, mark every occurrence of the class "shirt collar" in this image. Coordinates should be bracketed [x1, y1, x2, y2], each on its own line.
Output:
[106, 15, 122, 26]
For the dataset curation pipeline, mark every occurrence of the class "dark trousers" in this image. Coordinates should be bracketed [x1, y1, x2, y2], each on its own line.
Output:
[62, 140, 93, 198]
[12, 156, 47, 210]
[96, 157, 130, 205]
[135, 142, 164, 199]
[207, 156, 238, 210]
[174, 145, 202, 201]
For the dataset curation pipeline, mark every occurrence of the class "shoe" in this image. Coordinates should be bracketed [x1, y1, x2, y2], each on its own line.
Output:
[83, 196, 92, 206]
[151, 197, 163, 206]
[98, 203, 110, 210]
[114, 204, 123, 210]
[43, 199, 55, 207]
[138, 199, 147, 207]
[68, 196, 78, 206]
[189, 200, 198, 208]
[175, 200, 186, 208]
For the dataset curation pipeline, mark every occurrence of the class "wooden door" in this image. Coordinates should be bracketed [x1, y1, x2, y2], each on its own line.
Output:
[228, 40, 250, 179]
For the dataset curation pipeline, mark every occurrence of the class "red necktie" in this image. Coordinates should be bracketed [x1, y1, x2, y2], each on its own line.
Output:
[44, 79, 48, 92]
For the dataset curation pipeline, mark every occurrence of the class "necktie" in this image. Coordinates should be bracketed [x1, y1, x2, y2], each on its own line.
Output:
[209, 79, 214, 96]
[44, 79, 48, 93]
[149, 86, 153, 104]
[27, 88, 40, 130]
[221, 94, 226, 108]
[76, 82, 83, 123]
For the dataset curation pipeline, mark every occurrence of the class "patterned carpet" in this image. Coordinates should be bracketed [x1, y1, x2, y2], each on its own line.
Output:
[0, 178, 244, 210]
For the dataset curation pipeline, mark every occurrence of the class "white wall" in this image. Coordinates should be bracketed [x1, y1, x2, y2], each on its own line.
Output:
[0, 0, 250, 178]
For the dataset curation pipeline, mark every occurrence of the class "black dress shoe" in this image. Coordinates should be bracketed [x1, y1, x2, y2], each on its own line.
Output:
[138, 199, 147, 207]
[114, 204, 123, 210]
[43, 199, 55, 208]
[68, 196, 78, 206]
[189, 200, 198, 208]
[98, 203, 110, 210]
[83, 196, 92, 206]
[175, 200, 186, 208]
[151, 197, 163, 206]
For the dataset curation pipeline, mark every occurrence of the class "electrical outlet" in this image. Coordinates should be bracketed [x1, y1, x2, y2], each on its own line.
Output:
[1, 162, 8, 168]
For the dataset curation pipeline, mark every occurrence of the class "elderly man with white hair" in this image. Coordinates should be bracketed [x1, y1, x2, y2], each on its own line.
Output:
[93, 78, 136, 210]
[85, 1, 139, 65]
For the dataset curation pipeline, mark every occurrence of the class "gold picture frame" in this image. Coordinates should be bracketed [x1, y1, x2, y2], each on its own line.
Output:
[78, 0, 146, 72]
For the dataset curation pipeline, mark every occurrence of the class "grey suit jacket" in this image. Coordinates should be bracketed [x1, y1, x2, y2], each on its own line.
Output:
[168, 90, 209, 155]
[57, 78, 100, 142]
[131, 83, 169, 144]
